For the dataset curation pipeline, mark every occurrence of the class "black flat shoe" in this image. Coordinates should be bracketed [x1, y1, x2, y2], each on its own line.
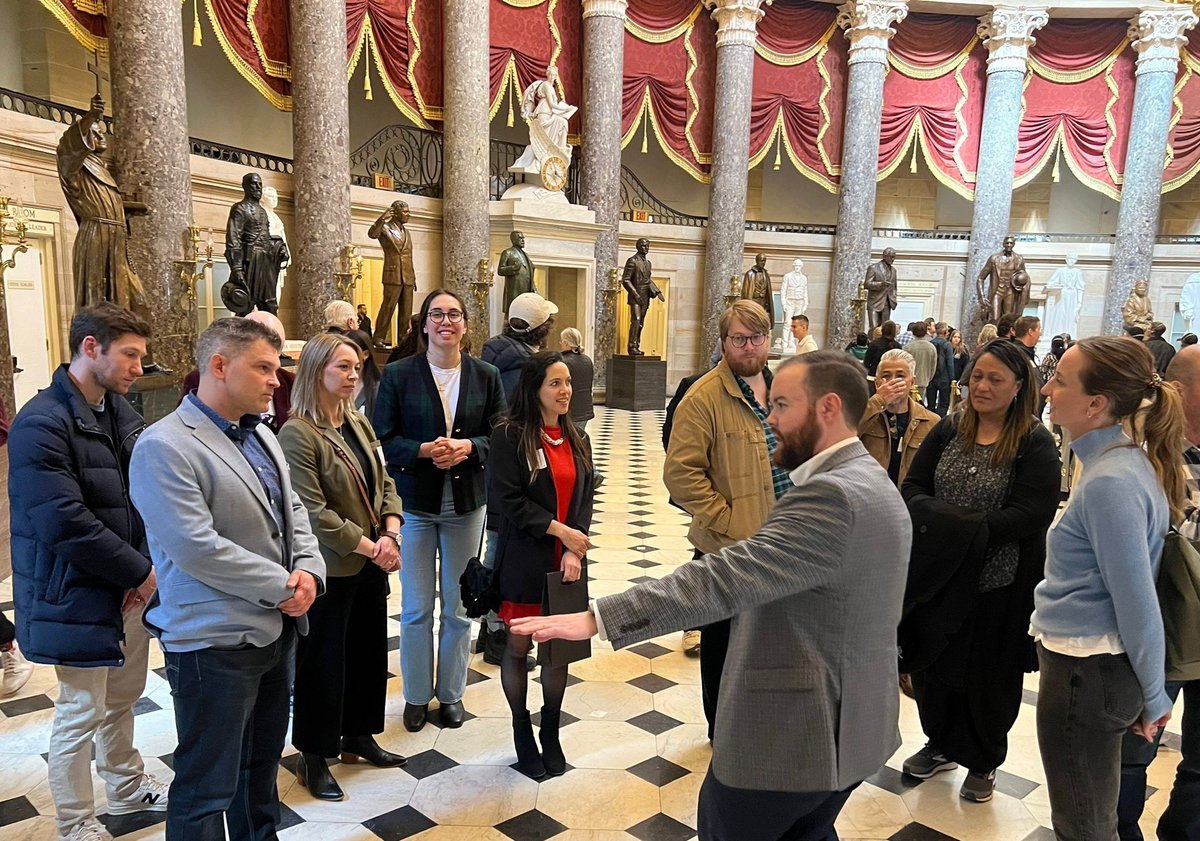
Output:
[539, 708, 566, 777]
[340, 735, 407, 768]
[440, 700, 465, 728]
[513, 711, 546, 780]
[296, 753, 344, 801]
[403, 703, 428, 732]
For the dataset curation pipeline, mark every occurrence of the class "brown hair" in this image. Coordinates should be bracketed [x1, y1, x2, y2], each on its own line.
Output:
[779, 350, 868, 427]
[957, 338, 1039, 467]
[416, 288, 469, 354]
[69, 302, 152, 358]
[719, 300, 771, 340]
[1074, 336, 1187, 522]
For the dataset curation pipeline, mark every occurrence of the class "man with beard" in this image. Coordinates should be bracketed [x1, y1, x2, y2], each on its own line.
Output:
[513, 351, 911, 840]
[661, 301, 792, 736]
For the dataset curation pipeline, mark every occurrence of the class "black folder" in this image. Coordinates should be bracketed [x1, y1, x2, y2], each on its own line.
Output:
[537, 571, 592, 668]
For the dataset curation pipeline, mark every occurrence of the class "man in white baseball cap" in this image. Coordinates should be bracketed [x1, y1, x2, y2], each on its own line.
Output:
[507, 292, 558, 335]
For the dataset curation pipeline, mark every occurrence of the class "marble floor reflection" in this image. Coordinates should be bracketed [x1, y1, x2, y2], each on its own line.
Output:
[0, 406, 1186, 841]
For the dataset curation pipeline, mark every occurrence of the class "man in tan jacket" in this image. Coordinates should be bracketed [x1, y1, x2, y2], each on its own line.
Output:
[858, 348, 939, 486]
[664, 300, 789, 738]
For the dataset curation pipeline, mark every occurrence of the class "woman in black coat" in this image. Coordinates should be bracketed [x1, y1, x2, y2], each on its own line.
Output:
[489, 351, 595, 780]
[898, 339, 1060, 803]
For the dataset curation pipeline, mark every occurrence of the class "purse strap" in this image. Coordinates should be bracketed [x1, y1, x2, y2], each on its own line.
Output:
[300, 416, 380, 532]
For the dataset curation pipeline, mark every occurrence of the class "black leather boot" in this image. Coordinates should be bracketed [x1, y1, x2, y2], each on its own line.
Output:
[340, 735, 407, 767]
[539, 708, 566, 776]
[513, 711, 546, 780]
[296, 753, 344, 801]
[403, 702, 428, 732]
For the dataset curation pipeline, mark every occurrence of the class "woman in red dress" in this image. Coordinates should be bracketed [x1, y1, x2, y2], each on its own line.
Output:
[489, 350, 595, 779]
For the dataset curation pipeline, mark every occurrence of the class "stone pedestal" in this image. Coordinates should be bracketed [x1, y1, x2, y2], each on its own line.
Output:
[606, 355, 667, 411]
[961, 5, 1048, 342]
[108, 0, 195, 377]
[827, 0, 907, 351]
[581, 0, 628, 390]
[1104, 6, 1197, 335]
[443, 0, 491, 353]
[290, 0, 351, 339]
[124, 372, 178, 424]
[700, 0, 770, 358]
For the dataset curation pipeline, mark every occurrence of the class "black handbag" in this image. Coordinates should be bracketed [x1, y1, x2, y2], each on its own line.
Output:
[459, 525, 499, 619]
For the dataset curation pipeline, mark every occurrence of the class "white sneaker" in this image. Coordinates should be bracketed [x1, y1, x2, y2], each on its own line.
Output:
[107, 774, 169, 815]
[58, 820, 114, 841]
[0, 645, 34, 697]
[682, 630, 701, 657]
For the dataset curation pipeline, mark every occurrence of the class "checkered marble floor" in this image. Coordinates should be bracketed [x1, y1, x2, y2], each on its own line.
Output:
[0, 406, 1189, 841]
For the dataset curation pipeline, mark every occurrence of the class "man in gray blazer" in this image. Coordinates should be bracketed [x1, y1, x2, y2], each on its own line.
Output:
[513, 351, 912, 840]
[130, 317, 326, 841]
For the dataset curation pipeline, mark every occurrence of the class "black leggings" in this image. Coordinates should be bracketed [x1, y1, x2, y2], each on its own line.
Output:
[502, 629, 568, 715]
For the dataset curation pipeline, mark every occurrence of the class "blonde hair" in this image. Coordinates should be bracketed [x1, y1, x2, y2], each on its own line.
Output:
[290, 333, 359, 424]
[560, 327, 582, 350]
[977, 323, 998, 347]
[324, 300, 356, 330]
[1075, 336, 1187, 523]
[719, 300, 771, 339]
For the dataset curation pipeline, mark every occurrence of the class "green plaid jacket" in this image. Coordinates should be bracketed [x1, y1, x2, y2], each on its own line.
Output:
[373, 353, 506, 515]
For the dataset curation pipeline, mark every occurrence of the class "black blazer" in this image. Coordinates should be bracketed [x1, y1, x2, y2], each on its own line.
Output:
[489, 425, 595, 604]
[373, 353, 506, 515]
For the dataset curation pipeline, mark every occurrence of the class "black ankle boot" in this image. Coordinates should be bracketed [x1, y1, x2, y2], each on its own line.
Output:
[539, 708, 565, 776]
[296, 753, 344, 801]
[513, 711, 546, 780]
[340, 735, 407, 767]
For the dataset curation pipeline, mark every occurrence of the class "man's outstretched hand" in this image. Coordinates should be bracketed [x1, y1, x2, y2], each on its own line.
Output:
[509, 611, 598, 643]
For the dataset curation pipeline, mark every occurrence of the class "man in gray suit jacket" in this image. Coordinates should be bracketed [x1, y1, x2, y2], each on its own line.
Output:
[130, 318, 326, 841]
[513, 351, 912, 841]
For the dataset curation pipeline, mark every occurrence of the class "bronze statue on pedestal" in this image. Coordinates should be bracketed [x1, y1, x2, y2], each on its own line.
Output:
[369, 200, 416, 346]
[224, 173, 289, 316]
[864, 248, 899, 328]
[497, 231, 534, 315]
[622, 238, 663, 356]
[977, 235, 1030, 321]
[741, 253, 775, 326]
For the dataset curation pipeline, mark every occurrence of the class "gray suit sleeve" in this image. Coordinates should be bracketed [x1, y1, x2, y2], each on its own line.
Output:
[130, 433, 295, 606]
[287, 484, 327, 595]
[596, 480, 851, 649]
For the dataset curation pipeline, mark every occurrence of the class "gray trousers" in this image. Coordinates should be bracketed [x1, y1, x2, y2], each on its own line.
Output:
[49, 608, 150, 833]
[1037, 644, 1145, 841]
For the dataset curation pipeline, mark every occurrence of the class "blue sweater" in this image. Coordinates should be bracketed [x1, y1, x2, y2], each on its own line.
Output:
[1031, 424, 1171, 722]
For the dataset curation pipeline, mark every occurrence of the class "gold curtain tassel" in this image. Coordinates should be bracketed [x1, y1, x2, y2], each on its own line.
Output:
[773, 128, 782, 171]
[506, 73, 515, 127]
[364, 37, 374, 100]
[192, 0, 202, 46]
[641, 109, 649, 154]
[909, 138, 919, 174]
[1052, 145, 1061, 182]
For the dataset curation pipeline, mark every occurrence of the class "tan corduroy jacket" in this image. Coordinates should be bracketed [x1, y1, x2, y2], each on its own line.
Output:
[857, 394, 941, 485]
[663, 360, 776, 555]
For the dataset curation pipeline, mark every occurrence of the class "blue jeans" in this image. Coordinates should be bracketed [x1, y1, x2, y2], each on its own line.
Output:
[1118, 679, 1199, 841]
[164, 626, 295, 841]
[399, 497, 486, 705]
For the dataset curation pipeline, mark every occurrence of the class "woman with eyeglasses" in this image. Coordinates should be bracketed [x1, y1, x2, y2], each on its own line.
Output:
[373, 289, 506, 732]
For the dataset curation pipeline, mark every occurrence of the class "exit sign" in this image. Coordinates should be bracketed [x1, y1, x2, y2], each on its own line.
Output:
[632, 210, 650, 223]
[373, 173, 395, 191]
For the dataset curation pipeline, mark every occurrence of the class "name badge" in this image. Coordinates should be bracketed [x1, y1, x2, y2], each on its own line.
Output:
[375, 445, 387, 470]
[533, 449, 548, 471]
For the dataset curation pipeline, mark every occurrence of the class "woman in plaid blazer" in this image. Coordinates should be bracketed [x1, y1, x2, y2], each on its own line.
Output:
[374, 289, 507, 733]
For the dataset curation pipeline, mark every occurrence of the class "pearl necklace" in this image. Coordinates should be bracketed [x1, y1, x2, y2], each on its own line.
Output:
[540, 428, 565, 447]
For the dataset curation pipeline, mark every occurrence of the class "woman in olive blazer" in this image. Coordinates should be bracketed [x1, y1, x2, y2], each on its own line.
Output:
[279, 333, 405, 802]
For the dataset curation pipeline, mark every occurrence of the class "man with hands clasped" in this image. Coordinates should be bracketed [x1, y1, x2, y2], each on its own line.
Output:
[131, 317, 326, 841]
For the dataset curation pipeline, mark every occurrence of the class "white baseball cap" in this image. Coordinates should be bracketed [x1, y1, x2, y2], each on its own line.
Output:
[508, 292, 558, 331]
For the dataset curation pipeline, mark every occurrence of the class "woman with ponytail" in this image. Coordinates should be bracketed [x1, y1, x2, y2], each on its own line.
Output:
[1035, 335, 1184, 840]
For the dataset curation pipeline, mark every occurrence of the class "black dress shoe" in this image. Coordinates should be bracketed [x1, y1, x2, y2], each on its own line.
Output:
[340, 735, 407, 768]
[296, 753, 344, 801]
[440, 700, 465, 728]
[403, 703, 428, 732]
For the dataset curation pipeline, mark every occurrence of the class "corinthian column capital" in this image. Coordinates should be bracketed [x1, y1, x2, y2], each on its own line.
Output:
[702, 0, 773, 48]
[976, 5, 1049, 75]
[837, 0, 908, 66]
[1128, 6, 1197, 77]
[582, 0, 627, 21]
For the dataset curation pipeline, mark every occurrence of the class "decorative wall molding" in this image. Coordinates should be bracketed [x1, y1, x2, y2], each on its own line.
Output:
[1128, 6, 1197, 76]
[837, 0, 908, 66]
[581, 0, 627, 21]
[977, 5, 1050, 75]
[702, 0, 774, 49]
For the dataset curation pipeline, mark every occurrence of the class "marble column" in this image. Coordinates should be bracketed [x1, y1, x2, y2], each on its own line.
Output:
[1103, 6, 1197, 335]
[290, 0, 351, 339]
[827, 0, 907, 351]
[961, 5, 1048, 343]
[580, 0, 627, 387]
[443, 0, 491, 352]
[107, 0, 194, 377]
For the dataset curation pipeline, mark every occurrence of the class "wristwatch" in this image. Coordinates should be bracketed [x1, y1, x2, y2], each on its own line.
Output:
[380, 530, 401, 545]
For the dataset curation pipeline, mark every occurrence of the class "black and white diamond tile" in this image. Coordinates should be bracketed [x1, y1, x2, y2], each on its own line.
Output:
[0, 407, 1187, 841]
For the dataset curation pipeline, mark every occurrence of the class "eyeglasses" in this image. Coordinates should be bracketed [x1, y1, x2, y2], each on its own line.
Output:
[428, 309, 464, 324]
[727, 333, 768, 348]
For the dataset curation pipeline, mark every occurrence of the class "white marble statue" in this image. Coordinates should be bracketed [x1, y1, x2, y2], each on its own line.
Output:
[1181, 272, 1200, 334]
[505, 66, 577, 201]
[1043, 252, 1083, 338]
[780, 259, 809, 352]
[262, 186, 289, 305]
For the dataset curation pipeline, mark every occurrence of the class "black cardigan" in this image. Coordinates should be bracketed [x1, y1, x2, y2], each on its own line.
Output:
[489, 424, 595, 604]
[899, 415, 1061, 674]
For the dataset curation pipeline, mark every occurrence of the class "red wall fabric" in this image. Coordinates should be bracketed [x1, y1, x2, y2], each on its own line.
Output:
[1164, 35, 1200, 192]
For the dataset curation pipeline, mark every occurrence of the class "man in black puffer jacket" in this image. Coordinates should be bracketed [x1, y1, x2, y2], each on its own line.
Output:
[10, 303, 168, 841]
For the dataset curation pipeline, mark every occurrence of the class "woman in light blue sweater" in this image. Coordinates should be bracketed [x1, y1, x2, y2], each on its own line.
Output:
[1035, 335, 1184, 841]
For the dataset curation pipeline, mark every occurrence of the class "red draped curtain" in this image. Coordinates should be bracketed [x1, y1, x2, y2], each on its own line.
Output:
[1164, 34, 1200, 192]
[34, 0, 107, 53]
[489, 0, 583, 138]
[1017, 19, 1134, 199]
